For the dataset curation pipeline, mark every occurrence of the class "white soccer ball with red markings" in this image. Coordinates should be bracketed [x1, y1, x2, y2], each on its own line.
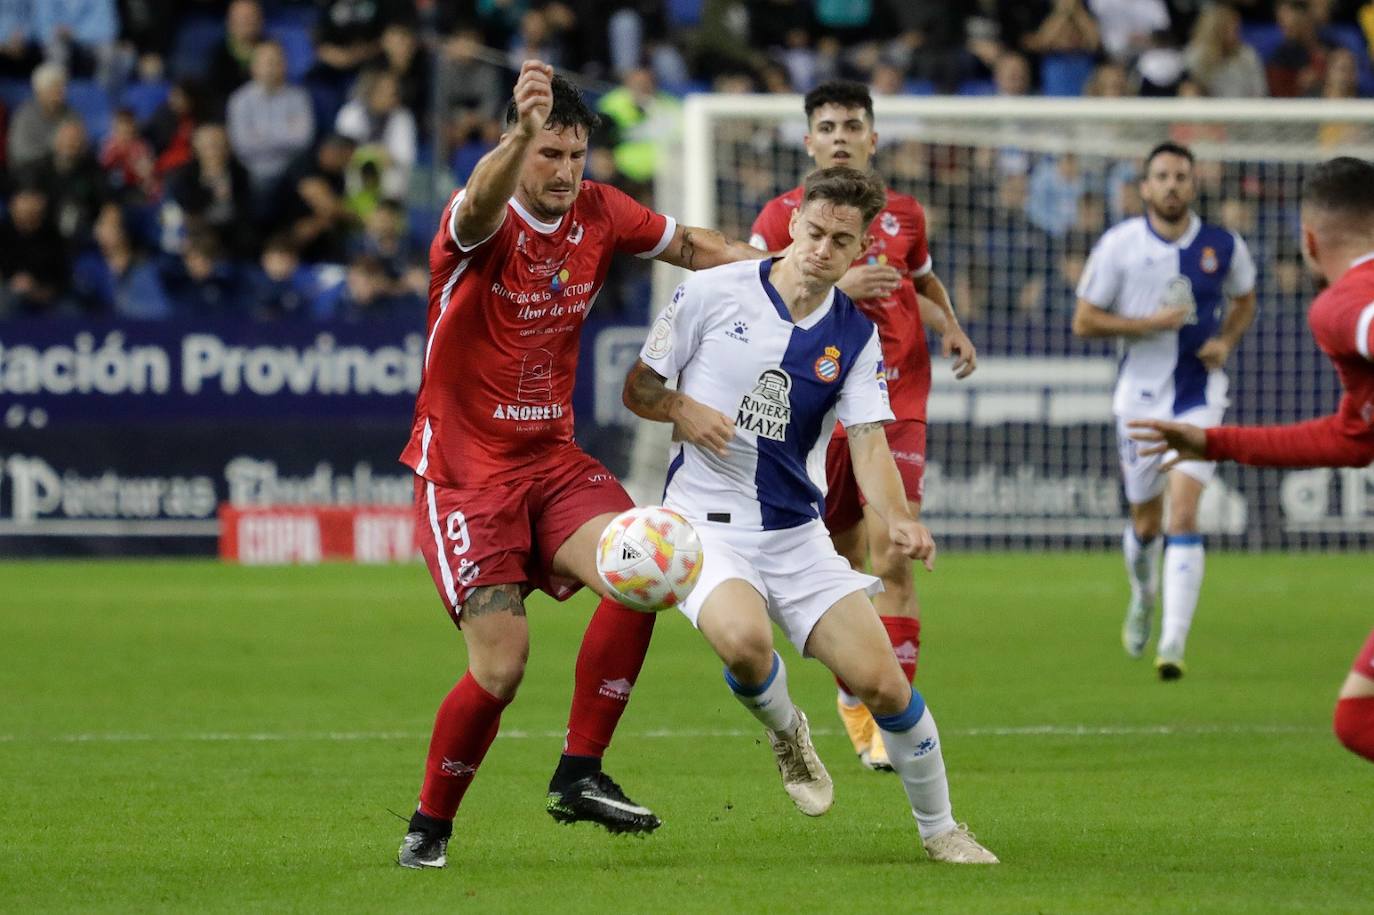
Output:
[596, 506, 703, 612]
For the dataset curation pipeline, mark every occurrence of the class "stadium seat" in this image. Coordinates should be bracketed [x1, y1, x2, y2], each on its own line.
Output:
[263, 3, 319, 30]
[267, 23, 315, 83]
[1041, 53, 1096, 97]
[1241, 23, 1284, 60]
[66, 79, 112, 141]
[0, 76, 31, 111]
[666, 0, 703, 28]
[957, 79, 998, 96]
[451, 140, 491, 184]
[170, 15, 226, 81]
[902, 79, 936, 96]
[120, 80, 170, 124]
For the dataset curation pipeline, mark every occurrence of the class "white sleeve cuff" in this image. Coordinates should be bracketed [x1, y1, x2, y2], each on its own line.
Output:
[910, 255, 933, 278]
[637, 215, 677, 259]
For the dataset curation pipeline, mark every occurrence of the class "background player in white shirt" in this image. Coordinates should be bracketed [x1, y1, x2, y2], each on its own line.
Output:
[623, 167, 998, 864]
[1073, 141, 1257, 679]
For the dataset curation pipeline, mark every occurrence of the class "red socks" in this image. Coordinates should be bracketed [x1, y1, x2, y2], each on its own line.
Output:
[417, 672, 511, 820]
[836, 616, 922, 695]
[1334, 696, 1374, 763]
[563, 595, 656, 758]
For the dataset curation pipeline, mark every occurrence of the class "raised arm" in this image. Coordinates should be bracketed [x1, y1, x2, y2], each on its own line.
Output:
[451, 61, 552, 248]
[622, 359, 735, 456]
[846, 421, 936, 570]
[1072, 297, 1191, 339]
[654, 224, 769, 271]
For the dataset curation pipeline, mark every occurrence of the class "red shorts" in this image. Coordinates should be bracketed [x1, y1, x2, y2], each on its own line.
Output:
[823, 419, 926, 535]
[1352, 628, 1374, 678]
[413, 448, 633, 625]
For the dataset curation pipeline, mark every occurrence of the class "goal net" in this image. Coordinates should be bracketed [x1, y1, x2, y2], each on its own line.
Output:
[624, 96, 1374, 551]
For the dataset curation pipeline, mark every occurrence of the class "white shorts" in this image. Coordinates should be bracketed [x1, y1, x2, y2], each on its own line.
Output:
[1116, 404, 1225, 505]
[678, 518, 882, 656]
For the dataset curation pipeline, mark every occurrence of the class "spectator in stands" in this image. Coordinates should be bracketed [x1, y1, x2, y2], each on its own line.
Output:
[1316, 46, 1368, 144]
[312, 0, 414, 92]
[434, 28, 505, 151]
[160, 228, 242, 315]
[0, 186, 70, 316]
[0, 0, 42, 78]
[994, 0, 1098, 62]
[350, 197, 411, 279]
[1268, 0, 1333, 96]
[1027, 152, 1085, 238]
[146, 79, 198, 177]
[597, 67, 680, 189]
[164, 122, 253, 256]
[280, 132, 357, 263]
[8, 63, 70, 173]
[117, 0, 177, 79]
[206, 0, 264, 117]
[377, 23, 430, 121]
[883, 0, 975, 94]
[331, 252, 419, 322]
[73, 201, 171, 318]
[333, 68, 415, 201]
[227, 39, 315, 212]
[1135, 28, 1187, 95]
[26, 115, 108, 247]
[33, 0, 123, 85]
[1088, 0, 1172, 62]
[99, 107, 159, 201]
[245, 233, 319, 319]
[1085, 60, 1130, 96]
[975, 171, 1046, 317]
[1185, 2, 1268, 97]
[994, 48, 1033, 95]
[508, 9, 567, 69]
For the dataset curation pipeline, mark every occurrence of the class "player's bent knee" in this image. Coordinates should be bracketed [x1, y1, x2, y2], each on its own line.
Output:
[847, 667, 910, 717]
[716, 628, 775, 684]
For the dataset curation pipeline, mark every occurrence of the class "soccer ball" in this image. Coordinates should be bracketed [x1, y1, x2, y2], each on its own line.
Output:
[596, 506, 704, 612]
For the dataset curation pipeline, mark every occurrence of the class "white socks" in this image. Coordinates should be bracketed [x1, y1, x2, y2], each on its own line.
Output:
[1161, 535, 1205, 651]
[874, 692, 957, 841]
[1122, 525, 1162, 603]
[724, 651, 799, 734]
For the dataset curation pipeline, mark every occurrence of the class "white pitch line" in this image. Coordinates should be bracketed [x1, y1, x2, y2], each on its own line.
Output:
[0, 723, 1321, 744]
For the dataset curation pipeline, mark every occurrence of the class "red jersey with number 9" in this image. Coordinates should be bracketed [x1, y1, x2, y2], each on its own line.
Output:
[400, 181, 676, 487]
[751, 186, 933, 428]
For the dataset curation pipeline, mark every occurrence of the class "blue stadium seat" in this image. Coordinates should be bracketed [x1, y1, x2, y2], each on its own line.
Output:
[408, 205, 439, 251]
[0, 76, 31, 111]
[263, 3, 318, 30]
[957, 79, 998, 96]
[451, 140, 491, 184]
[902, 78, 936, 96]
[67, 79, 113, 141]
[1041, 53, 1095, 97]
[267, 23, 315, 83]
[170, 15, 226, 81]
[1241, 23, 1284, 60]
[120, 80, 170, 124]
[666, 0, 703, 28]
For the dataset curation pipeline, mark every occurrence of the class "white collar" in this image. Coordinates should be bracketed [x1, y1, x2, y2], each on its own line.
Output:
[510, 195, 562, 234]
[1349, 251, 1374, 269]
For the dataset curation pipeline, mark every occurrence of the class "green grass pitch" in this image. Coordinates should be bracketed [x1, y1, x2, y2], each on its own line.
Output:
[1, 554, 1368, 913]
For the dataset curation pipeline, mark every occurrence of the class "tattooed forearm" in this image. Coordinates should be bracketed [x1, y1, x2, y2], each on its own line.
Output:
[461, 584, 526, 620]
[847, 421, 885, 439]
[623, 360, 680, 422]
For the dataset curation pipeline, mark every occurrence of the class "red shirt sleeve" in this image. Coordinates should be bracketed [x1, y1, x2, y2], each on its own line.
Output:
[1311, 289, 1374, 361]
[750, 198, 791, 250]
[909, 199, 932, 277]
[597, 182, 675, 258]
[1206, 404, 1374, 467]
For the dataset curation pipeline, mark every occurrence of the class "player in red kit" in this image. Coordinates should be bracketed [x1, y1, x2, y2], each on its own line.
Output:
[1131, 156, 1374, 766]
[397, 61, 766, 868]
[750, 82, 976, 771]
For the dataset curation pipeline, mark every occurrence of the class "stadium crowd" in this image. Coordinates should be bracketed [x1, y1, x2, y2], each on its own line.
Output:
[0, 0, 1370, 321]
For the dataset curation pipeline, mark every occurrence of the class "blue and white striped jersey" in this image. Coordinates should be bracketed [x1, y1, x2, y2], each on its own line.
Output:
[640, 259, 893, 531]
[1078, 214, 1256, 418]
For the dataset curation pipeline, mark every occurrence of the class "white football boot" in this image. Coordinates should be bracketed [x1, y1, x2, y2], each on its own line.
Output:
[923, 823, 1000, 864]
[767, 708, 834, 816]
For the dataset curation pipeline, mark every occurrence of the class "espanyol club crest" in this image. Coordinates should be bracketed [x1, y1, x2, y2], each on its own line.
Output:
[1200, 246, 1219, 273]
[814, 345, 841, 383]
[880, 211, 900, 236]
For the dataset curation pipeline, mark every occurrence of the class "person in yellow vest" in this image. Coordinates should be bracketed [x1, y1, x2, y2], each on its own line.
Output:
[596, 68, 681, 186]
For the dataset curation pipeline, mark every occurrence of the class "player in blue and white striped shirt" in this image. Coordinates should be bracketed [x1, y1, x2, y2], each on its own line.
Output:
[624, 166, 998, 864]
[1073, 141, 1257, 679]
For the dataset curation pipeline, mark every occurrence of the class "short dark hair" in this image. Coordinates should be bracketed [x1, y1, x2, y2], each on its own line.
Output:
[504, 73, 601, 135]
[1303, 157, 1374, 223]
[804, 81, 874, 124]
[801, 165, 887, 225]
[1144, 141, 1195, 171]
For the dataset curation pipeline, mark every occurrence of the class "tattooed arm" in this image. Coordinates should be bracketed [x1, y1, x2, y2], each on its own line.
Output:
[622, 359, 735, 456]
[654, 224, 771, 271]
[847, 420, 935, 569]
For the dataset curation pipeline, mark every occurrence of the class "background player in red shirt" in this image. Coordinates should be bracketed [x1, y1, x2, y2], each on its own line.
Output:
[397, 61, 766, 868]
[750, 82, 977, 771]
[1131, 156, 1374, 766]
